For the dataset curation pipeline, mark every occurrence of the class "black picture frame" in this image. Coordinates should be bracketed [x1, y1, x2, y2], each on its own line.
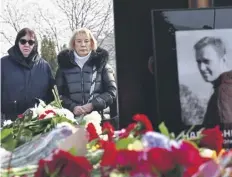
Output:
[151, 7, 232, 147]
[113, 0, 188, 130]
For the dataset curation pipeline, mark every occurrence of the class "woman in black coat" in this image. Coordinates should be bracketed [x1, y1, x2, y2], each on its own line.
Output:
[55, 28, 117, 116]
[1, 28, 55, 121]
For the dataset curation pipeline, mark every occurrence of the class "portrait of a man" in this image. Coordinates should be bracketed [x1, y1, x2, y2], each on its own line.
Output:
[194, 36, 232, 127]
[175, 29, 232, 126]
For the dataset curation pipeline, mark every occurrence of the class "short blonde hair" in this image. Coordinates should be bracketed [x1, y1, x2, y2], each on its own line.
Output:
[69, 28, 98, 51]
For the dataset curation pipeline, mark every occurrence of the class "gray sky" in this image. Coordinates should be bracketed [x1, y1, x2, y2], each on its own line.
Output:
[0, 0, 113, 56]
[1, 0, 58, 56]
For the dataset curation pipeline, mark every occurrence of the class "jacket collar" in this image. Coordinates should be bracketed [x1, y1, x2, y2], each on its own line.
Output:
[8, 46, 40, 69]
[213, 70, 232, 88]
[57, 47, 109, 70]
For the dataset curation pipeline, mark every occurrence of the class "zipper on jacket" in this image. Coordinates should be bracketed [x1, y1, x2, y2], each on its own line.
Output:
[77, 60, 89, 105]
[24, 69, 31, 106]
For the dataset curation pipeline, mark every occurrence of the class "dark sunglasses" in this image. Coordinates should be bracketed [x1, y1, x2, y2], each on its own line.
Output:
[19, 39, 35, 46]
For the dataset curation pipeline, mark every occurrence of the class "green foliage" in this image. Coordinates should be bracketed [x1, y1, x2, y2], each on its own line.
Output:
[40, 35, 58, 76]
[158, 122, 170, 138]
[116, 137, 136, 150]
[1, 115, 74, 151]
[1, 86, 76, 151]
[86, 149, 104, 165]
[106, 171, 128, 177]
[164, 165, 184, 177]
[50, 85, 62, 108]
[0, 165, 38, 177]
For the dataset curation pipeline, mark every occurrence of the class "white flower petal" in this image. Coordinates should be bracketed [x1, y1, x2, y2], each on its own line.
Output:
[3, 120, 13, 126]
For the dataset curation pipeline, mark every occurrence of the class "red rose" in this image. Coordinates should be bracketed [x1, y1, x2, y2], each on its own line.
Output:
[34, 149, 92, 177]
[133, 114, 153, 133]
[147, 148, 175, 173]
[102, 122, 115, 141]
[172, 141, 210, 167]
[17, 114, 24, 119]
[199, 126, 223, 154]
[86, 123, 99, 142]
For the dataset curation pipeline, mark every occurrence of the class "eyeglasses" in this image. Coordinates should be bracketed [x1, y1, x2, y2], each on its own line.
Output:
[19, 39, 35, 46]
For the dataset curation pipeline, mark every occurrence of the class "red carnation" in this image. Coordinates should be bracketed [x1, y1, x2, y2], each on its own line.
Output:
[126, 123, 137, 132]
[38, 114, 46, 120]
[100, 141, 117, 166]
[119, 123, 137, 138]
[98, 139, 107, 148]
[115, 150, 140, 167]
[45, 110, 56, 115]
[102, 122, 115, 141]
[133, 114, 153, 133]
[147, 148, 175, 173]
[35, 150, 92, 177]
[38, 110, 56, 120]
[130, 161, 157, 177]
[199, 126, 223, 154]
[86, 123, 99, 142]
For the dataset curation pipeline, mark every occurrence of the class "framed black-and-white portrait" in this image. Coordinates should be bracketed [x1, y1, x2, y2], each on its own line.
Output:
[151, 7, 232, 148]
[176, 29, 232, 126]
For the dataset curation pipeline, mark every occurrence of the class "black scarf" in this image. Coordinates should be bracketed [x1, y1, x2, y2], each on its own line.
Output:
[7, 46, 39, 68]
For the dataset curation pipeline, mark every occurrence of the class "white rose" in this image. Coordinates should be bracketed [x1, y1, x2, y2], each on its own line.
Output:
[3, 120, 13, 127]
[55, 108, 76, 122]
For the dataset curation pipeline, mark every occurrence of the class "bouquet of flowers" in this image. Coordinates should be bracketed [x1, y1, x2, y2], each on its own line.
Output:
[2, 98, 232, 177]
[0, 86, 106, 175]
[0, 87, 77, 151]
[32, 114, 231, 177]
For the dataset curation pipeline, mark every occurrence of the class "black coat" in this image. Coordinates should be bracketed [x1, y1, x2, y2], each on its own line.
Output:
[1, 47, 55, 120]
[203, 70, 232, 127]
[55, 48, 117, 112]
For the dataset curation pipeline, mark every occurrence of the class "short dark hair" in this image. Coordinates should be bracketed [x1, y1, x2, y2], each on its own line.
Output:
[15, 28, 38, 53]
[194, 36, 226, 57]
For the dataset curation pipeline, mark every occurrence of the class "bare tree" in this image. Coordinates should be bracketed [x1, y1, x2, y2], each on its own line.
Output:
[52, 0, 114, 51]
[179, 84, 206, 125]
[37, 0, 116, 65]
[1, 0, 116, 67]
[33, 6, 64, 51]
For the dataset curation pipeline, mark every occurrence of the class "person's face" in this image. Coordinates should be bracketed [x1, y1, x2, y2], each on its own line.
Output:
[18, 34, 35, 57]
[74, 33, 92, 56]
[196, 45, 223, 83]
